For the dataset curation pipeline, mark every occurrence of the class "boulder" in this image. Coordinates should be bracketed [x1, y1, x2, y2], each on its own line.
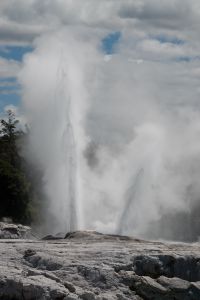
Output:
[0, 222, 32, 239]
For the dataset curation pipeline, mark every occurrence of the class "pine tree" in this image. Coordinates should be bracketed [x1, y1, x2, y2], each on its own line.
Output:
[0, 110, 31, 224]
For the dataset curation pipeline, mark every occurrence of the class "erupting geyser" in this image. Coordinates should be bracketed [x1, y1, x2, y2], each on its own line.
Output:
[19, 31, 94, 234]
[19, 29, 200, 241]
[55, 64, 78, 232]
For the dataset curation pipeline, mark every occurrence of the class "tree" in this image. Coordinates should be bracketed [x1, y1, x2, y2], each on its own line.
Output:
[0, 110, 22, 166]
[0, 110, 19, 139]
[0, 110, 31, 224]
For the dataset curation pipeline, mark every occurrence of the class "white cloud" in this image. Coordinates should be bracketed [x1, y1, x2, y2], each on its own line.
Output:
[0, 57, 21, 77]
[0, 0, 199, 46]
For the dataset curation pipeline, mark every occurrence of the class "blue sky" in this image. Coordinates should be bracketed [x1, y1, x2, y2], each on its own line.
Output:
[154, 35, 184, 45]
[0, 46, 33, 113]
[0, 76, 21, 112]
[0, 1, 199, 117]
[102, 32, 121, 54]
[0, 46, 33, 61]
[0, 34, 121, 113]
[0, 30, 196, 114]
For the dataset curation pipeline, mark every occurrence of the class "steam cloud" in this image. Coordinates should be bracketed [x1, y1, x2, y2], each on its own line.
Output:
[17, 1, 200, 241]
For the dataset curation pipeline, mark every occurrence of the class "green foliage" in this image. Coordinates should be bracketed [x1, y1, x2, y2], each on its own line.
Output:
[0, 110, 19, 138]
[0, 110, 31, 224]
[0, 159, 31, 223]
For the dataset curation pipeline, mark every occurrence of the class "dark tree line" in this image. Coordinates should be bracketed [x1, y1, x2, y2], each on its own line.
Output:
[0, 110, 43, 225]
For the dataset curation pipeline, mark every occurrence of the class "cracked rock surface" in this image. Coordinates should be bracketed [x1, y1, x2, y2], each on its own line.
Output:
[1, 230, 200, 299]
[0, 222, 32, 239]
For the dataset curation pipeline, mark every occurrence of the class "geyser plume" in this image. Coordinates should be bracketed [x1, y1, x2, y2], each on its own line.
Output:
[19, 30, 99, 233]
[55, 59, 78, 232]
[20, 28, 200, 241]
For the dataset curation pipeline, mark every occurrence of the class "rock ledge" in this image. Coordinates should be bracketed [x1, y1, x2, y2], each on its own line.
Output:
[0, 230, 200, 299]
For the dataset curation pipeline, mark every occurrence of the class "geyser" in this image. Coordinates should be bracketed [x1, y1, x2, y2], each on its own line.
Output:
[19, 30, 97, 233]
[55, 63, 78, 232]
[19, 29, 200, 241]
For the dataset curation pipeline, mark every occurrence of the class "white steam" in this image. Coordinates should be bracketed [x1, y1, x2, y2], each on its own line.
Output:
[19, 28, 200, 240]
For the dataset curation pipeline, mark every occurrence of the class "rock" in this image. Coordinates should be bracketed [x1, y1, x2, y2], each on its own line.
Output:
[0, 222, 32, 239]
[157, 276, 191, 291]
[0, 274, 68, 299]
[190, 282, 200, 299]
[24, 253, 63, 271]
[64, 294, 79, 300]
[131, 275, 167, 299]
[80, 291, 96, 300]
[133, 254, 200, 281]
[116, 293, 130, 300]
[42, 232, 66, 240]
[64, 281, 76, 293]
[65, 230, 133, 241]
[42, 234, 63, 240]
[24, 249, 37, 258]
[114, 263, 134, 272]
[27, 268, 61, 283]
[0, 230, 200, 299]
[118, 270, 136, 286]
[65, 231, 104, 240]
[132, 275, 196, 300]
[133, 255, 163, 278]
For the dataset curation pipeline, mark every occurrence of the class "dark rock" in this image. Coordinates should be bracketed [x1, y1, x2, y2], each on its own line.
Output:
[134, 255, 163, 278]
[190, 282, 200, 299]
[131, 275, 167, 299]
[118, 270, 136, 286]
[42, 234, 63, 240]
[0, 274, 68, 299]
[64, 294, 79, 300]
[64, 230, 133, 241]
[24, 249, 37, 258]
[64, 281, 76, 293]
[24, 253, 63, 271]
[133, 254, 200, 281]
[80, 291, 96, 300]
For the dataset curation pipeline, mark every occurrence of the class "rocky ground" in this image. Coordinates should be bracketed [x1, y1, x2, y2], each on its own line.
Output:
[0, 226, 200, 299]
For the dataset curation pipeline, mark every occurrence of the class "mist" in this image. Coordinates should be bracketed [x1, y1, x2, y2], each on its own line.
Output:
[18, 25, 200, 240]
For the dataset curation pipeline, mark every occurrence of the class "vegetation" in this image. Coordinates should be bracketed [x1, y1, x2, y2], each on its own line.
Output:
[0, 110, 38, 224]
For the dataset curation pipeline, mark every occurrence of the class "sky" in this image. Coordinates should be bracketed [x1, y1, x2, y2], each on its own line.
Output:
[1, 0, 200, 114]
[0, 1, 122, 113]
[2, 0, 200, 237]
